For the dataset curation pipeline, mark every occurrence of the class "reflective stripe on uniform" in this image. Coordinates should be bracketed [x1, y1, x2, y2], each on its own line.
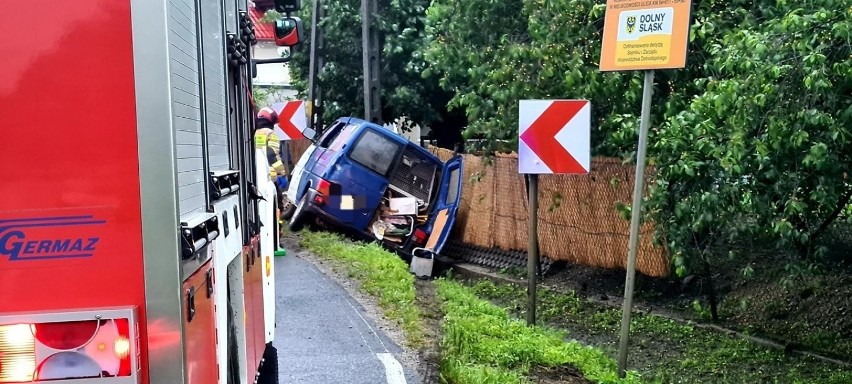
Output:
[271, 160, 286, 174]
[268, 139, 281, 152]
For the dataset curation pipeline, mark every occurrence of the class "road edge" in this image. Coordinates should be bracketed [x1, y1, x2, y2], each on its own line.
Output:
[282, 233, 426, 381]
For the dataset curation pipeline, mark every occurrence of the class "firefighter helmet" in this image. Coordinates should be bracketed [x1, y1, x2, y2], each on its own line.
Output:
[256, 106, 278, 128]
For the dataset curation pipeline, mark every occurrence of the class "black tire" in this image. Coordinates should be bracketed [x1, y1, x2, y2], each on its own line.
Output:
[288, 193, 311, 232]
[281, 201, 296, 221]
[256, 344, 279, 384]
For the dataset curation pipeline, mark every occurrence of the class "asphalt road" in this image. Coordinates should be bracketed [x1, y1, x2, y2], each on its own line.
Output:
[275, 253, 420, 384]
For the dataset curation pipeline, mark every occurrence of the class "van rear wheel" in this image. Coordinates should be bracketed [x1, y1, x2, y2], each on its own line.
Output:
[288, 194, 311, 232]
[281, 201, 296, 221]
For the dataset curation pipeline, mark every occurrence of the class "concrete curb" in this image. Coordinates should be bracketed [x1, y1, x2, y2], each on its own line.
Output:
[450, 262, 852, 369]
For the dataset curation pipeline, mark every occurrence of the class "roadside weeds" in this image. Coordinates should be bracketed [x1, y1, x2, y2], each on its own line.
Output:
[436, 278, 640, 384]
[290, 230, 852, 383]
[297, 230, 643, 384]
[458, 276, 852, 384]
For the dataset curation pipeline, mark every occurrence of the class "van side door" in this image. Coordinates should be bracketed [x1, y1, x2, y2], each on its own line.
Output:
[424, 155, 464, 254]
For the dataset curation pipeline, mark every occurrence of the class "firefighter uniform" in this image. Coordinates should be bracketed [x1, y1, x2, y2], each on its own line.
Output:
[255, 107, 289, 223]
[254, 126, 288, 180]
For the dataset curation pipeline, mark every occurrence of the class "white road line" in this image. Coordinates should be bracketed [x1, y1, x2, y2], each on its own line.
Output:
[344, 294, 389, 352]
[376, 353, 408, 384]
[345, 299, 375, 354]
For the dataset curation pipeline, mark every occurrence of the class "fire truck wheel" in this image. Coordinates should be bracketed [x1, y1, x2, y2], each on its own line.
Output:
[256, 345, 279, 384]
[288, 194, 311, 232]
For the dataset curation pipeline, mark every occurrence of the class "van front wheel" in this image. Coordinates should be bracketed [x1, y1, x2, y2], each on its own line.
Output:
[288, 194, 311, 232]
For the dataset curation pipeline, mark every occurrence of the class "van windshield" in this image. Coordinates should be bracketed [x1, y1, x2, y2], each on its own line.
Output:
[349, 129, 402, 176]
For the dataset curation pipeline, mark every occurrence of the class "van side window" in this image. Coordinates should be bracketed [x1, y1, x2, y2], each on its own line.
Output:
[328, 124, 358, 152]
[445, 167, 461, 205]
[349, 129, 402, 176]
[318, 122, 345, 148]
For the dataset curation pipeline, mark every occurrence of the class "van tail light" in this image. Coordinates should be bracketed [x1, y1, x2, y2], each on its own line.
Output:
[413, 229, 428, 246]
[314, 178, 333, 205]
[0, 308, 138, 383]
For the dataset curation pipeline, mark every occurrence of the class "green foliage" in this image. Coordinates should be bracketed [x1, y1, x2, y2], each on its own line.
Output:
[437, 279, 643, 384]
[290, 0, 852, 277]
[252, 86, 271, 107]
[422, 0, 643, 154]
[648, 1, 852, 273]
[470, 278, 852, 384]
[287, 0, 449, 126]
[300, 231, 423, 346]
[422, 0, 852, 273]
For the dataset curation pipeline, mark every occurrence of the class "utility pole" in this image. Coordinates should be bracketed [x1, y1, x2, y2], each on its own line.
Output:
[361, 0, 382, 124]
[308, 0, 324, 133]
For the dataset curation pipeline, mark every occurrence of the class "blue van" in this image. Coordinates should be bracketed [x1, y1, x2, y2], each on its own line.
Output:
[283, 117, 463, 257]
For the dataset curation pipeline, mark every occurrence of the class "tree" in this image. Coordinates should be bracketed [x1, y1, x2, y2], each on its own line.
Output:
[421, 0, 852, 290]
[651, 2, 852, 266]
[286, 0, 453, 130]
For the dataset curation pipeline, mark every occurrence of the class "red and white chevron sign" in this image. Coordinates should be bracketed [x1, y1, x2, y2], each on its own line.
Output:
[518, 100, 591, 174]
[272, 100, 308, 141]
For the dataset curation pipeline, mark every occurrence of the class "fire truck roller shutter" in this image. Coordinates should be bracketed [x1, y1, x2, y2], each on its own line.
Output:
[202, 0, 231, 172]
[170, 0, 207, 219]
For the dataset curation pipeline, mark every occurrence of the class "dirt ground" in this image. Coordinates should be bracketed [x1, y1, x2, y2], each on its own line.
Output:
[412, 278, 443, 383]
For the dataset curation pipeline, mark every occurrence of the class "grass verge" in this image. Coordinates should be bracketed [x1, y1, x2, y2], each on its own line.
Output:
[300, 231, 423, 346]
[436, 278, 643, 384]
[466, 278, 852, 384]
[299, 231, 641, 383]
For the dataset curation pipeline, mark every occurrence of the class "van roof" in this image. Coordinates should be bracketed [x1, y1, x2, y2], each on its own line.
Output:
[334, 117, 439, 162]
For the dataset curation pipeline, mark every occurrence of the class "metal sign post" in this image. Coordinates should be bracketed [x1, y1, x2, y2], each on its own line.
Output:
[616, 69, 654, 376]
[526, 173, 540, 325]
[599, 0, 693, 377]
[518, 99, 591, 326]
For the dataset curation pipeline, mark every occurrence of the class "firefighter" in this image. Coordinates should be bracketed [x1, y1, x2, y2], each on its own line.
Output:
[255, 107, 288, 212]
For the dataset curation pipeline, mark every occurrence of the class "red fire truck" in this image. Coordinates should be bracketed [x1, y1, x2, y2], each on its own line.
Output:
[0, 1, 302, 383]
